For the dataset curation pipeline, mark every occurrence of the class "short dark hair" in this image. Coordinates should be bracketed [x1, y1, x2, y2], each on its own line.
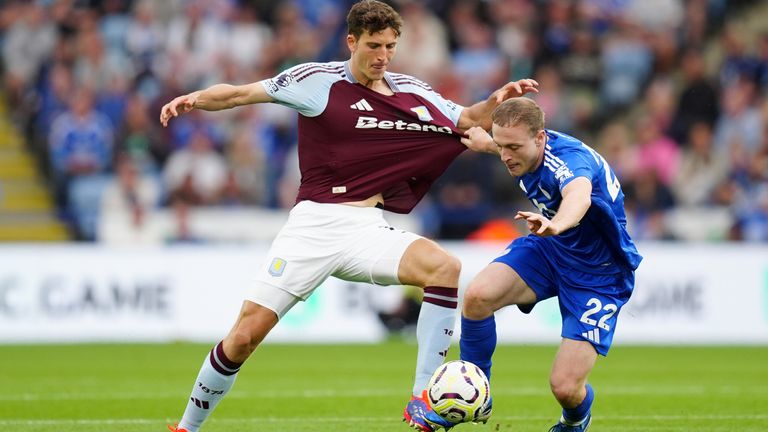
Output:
[492, 98, 545, 137]
[347, 0, 403, 39]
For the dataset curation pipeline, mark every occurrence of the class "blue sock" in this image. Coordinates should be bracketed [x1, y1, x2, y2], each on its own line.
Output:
[459, 315, 496, 381]
[562, 383, 594, 425]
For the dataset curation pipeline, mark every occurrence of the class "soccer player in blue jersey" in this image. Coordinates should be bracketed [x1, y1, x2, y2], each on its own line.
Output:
[458, 98, 642, 432]
[159, 1, 537, 432]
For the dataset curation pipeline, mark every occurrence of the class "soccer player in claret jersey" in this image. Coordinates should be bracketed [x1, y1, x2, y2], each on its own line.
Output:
[459, 98, 643, 432]
[159, 1, 537, 432]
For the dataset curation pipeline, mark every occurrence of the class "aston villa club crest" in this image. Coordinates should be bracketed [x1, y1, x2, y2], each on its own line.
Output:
[268, 258, 287, 277]
[410, 105, 433, 122]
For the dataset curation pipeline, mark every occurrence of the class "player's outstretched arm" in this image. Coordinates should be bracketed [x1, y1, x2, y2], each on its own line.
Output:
[457, 79, 539, 131]
[159, 82, 273, 127]
[515, 177, 592, 237]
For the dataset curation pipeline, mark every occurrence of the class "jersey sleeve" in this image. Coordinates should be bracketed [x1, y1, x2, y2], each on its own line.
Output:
[259, 63, 340, 117]
[422, 89, 463, 126]
[553, 149, 594, 191]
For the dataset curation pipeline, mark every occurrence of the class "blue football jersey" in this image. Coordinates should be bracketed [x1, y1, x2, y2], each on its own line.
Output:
[517, 130, 642, 273]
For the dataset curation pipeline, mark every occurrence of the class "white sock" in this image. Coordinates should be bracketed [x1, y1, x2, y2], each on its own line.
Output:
[413, 286, 458, 396]
[178, 342, 241, 432]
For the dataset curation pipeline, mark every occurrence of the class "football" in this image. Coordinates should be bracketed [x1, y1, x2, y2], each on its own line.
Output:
[426, 360, 491, 424]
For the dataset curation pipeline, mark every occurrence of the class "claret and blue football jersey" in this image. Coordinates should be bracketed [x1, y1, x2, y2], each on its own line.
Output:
[259, 61, 466, 214]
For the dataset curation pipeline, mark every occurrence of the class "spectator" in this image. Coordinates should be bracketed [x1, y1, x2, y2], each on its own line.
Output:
[125, 1, 164, 71]
[673, 122, 729, 207]
[719, 23, 761, 87]
[599, 22, 653, 113]
[115, 95, 163, 172]
[48, 88, 114, 210]
[713, 78, 763, 155]
[99, 154, 162, 244]
[389, 1, 450, 85]
[1, 3, 56, 106]
[731, 150, 768, 241]
[72, 16, 133, 93]
[633, 115, 681, 187]
[451, 20, 507, 102]
[669, 49, 720, 144]
[595, 121, 638, 182]
[624, 169, 677, 240]
[162, 130, 228, 206]
[224, 4, 273, 79]
[490, 0, 537, 82]
[558, 25, 601, 92]
[224, 112, 268, 206]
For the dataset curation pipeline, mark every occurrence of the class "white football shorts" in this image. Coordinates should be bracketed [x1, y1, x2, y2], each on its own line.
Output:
[246, 200, 422, 317]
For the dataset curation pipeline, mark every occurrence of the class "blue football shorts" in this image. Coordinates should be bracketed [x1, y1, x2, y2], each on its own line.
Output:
[493, 235, 634, 356]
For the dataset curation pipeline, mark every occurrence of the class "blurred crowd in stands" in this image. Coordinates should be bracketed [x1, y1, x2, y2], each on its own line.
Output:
[1, 0, 766, 242]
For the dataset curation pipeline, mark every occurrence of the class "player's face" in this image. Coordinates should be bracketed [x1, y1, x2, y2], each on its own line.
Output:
[347, 28, 398, 83]
[492, 123, 546, 177]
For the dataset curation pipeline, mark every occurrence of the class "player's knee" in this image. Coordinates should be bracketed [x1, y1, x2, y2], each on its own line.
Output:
[436, 253, 462, 279]
[420, 251, 461, 285]
[462, 283, 495, 319]
[226, 306, 275, 360]
[549, 376, 583, 406]
[227, 328, 258, 355]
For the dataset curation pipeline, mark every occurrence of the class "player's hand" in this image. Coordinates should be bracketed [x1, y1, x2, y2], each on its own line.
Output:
[159, 93, 199, 127]
[514, 211, 559, 237]
[494, 79, 539, 104]
[461, 127, 497, 154]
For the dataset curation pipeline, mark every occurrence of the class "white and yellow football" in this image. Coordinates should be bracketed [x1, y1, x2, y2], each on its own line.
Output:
[426, 360, 491, 424]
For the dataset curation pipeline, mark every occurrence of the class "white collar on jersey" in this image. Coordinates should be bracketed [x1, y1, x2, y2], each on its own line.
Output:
[344, 61, 400, 92]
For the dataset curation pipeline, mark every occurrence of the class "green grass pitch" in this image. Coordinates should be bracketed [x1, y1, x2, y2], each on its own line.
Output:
[1, 342, 766, 431]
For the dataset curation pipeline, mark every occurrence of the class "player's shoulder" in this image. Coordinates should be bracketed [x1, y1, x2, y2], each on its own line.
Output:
[545, 130, 596, 160]
[545, 129, 585, 151]
[277, 61, 347, 85]
[542, 130, 595, 182]
[387, 72, 435, 93]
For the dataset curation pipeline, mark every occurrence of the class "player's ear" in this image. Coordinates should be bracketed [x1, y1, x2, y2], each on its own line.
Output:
[346, 34, 358, 53]
[535, 129, 546, 146]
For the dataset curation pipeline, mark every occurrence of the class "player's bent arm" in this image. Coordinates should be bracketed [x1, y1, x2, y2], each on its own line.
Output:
[549, 177, 592, 234]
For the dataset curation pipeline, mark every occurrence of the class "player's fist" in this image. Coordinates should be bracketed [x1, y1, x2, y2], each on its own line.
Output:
[461, 127, 496, 154]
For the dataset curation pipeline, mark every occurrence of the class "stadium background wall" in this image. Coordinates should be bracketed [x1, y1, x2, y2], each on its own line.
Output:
[0, 243, 765, 344]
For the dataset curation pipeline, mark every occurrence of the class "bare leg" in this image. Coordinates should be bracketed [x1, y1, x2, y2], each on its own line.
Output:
[177, 301, 278, 431]
[550, 338, 597, 425]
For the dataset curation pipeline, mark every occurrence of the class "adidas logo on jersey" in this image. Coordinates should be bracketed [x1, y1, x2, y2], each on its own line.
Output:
[582, 329, 601, 344]
[350, 99, 374, 111]
[354, 116, 452, 134]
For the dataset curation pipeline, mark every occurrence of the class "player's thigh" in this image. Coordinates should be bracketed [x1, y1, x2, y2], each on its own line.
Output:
[487, 236, 559, 314]
[464, 262, 537, 312]
[249, 203, 345, 303]
[333, 222, 425, 286]
[559, 271, 632, 356]
[397, 237, 460, 287]
[550, 338, 598, 390]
